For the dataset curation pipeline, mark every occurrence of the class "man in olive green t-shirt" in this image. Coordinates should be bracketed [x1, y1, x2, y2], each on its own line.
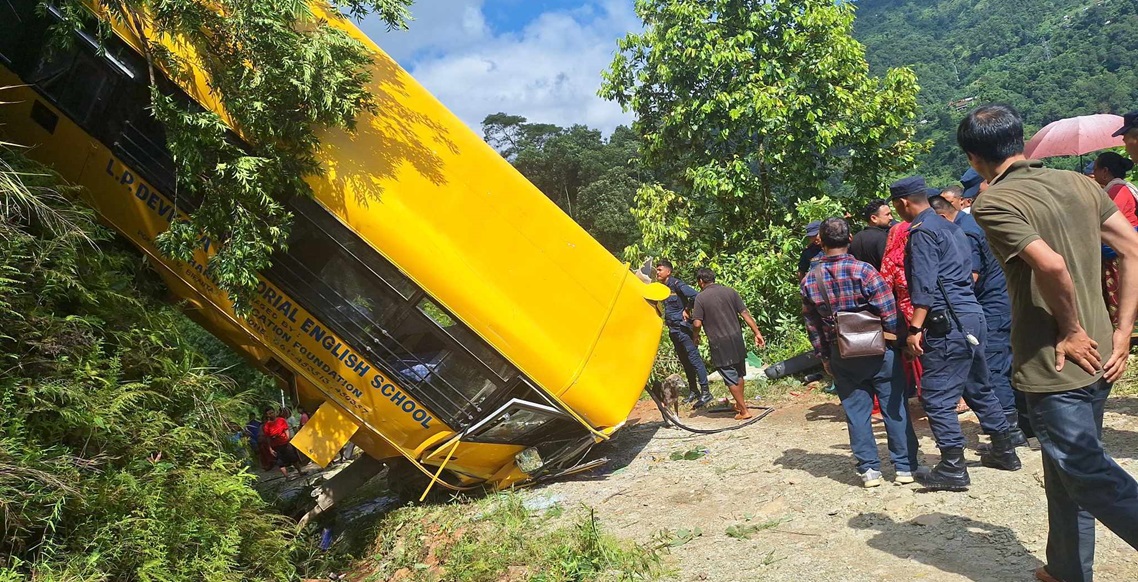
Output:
[962, 104, 1138, 582]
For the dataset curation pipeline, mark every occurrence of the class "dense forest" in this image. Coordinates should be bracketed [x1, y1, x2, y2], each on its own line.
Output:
[854, 0, 1138, 185]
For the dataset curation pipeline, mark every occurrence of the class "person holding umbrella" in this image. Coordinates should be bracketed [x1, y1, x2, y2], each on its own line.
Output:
[1092, 152, 1138, 225]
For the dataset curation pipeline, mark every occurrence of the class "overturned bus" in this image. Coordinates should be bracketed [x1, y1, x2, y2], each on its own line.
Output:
[0, 0, 666, 504]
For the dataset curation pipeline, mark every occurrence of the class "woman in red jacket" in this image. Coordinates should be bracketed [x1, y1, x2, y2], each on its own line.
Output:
[880, 222, 922, 396]
[1093, 152, 1138, 327]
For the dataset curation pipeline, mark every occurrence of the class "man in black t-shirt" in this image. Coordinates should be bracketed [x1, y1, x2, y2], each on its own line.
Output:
[849, 199, 892, 270]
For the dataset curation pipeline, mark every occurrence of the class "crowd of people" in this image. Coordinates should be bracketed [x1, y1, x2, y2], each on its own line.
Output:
[656, 105, 1138, 582]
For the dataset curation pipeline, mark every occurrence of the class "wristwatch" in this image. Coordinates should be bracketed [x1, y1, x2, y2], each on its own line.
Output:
[908, 325, 923, 335]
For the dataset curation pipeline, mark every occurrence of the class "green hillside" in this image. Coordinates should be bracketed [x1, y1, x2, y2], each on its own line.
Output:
[854, 0, 1138, 185]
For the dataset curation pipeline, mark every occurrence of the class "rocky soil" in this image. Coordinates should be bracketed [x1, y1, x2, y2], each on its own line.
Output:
[527, 394, 1138, 581]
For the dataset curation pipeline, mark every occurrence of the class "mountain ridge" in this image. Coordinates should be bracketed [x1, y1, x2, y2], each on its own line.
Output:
[854, 0, 1138, 184]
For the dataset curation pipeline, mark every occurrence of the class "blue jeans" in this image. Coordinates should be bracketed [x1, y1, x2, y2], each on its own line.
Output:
[830, 346, 918, 473]
[920, 311, 1009, 448]
[669, 326, 708, 396]
[1027, 380, 1138, 582]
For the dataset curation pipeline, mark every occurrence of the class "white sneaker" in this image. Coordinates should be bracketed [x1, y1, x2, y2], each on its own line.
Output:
[859, 469, 883, 488]
[895, 471, 914, 484]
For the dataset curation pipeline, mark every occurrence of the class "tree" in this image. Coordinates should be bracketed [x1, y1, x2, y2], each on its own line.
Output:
[601, 0, 925, 265]
[50, 0, 413, 311]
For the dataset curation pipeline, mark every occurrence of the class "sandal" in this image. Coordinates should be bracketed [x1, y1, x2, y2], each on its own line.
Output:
[955, 399, 971, 415]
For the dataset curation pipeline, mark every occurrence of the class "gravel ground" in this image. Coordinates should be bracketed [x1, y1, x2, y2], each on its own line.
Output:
[528, 394, 1138, 582]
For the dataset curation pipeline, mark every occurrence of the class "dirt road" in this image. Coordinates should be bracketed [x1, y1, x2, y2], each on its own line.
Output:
[529, 394, 1138, 582]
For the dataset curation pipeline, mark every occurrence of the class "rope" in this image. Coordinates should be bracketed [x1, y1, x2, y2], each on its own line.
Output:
[644, 388, 774, 434]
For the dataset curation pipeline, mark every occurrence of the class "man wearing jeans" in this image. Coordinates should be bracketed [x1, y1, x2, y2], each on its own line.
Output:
[965, 103, 1138, 582]
[801, 218, 919, 487]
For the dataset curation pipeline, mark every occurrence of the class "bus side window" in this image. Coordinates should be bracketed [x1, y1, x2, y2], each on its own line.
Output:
[0, 0, 38, 66]
[31, 47, 119, 132]
[417, 298, 513, 379]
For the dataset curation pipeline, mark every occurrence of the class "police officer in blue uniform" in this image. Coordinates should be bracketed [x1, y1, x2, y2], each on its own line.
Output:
[959, 167, 985, 214]
[930, 194, 1030, 447]
[655, 259, 712, 407]
[890, 176, 1022, 490]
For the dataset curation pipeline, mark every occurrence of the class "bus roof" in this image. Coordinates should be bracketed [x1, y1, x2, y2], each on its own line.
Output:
[304, 6, 657, 415]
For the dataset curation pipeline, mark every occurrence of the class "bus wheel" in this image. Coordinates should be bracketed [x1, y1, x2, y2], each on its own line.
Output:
[385, 457, 459, 504]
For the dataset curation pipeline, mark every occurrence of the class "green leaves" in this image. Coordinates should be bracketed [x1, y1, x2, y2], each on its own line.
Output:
[856, 0, 1138, 182]
[0, 144, 292, 579]
[603, 0, 925, 325]
[668, 446, 709, 461]
[51, 0, 411, 312]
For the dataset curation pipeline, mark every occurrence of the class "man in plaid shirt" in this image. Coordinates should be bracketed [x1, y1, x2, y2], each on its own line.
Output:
[801, 218, 920, 487]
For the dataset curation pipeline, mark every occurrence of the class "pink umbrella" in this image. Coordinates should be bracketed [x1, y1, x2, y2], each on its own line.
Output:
[1025, 114, 1125, 158]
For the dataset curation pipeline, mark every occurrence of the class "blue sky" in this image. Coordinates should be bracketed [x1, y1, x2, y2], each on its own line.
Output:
[357, 0, 640, 135]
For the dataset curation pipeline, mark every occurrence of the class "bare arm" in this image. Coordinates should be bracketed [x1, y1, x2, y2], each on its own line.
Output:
[1101, 212, 1138, 380]
[1019, 239, 1101, 375]
[740, 310, 765, 348]
[692, 319, 702, 345]
[905, 306, 929, 357]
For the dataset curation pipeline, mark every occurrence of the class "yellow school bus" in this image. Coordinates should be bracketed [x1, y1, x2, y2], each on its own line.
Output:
[0, 0, 665, 498]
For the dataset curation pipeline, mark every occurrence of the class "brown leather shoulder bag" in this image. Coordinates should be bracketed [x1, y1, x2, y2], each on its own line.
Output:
[813, 265, 886, 359]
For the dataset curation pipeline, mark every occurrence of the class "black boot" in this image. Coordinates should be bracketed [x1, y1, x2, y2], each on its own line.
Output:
[683, 390, 700, 405]
[1005, 413, 1029, 448]
[977, 413, 1030, 453]
[693, 387, 713, 409]
[916, 447, 970, 491]
[980, 430, 1022, 471]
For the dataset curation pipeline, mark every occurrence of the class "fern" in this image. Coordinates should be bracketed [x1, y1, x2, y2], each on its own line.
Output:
[0, 137, 294, 579]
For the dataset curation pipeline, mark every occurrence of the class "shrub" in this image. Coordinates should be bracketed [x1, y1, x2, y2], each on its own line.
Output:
[0, 143, 294, 579]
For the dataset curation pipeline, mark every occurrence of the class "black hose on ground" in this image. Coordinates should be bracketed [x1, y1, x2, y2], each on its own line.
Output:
[644, 388, 774, 434]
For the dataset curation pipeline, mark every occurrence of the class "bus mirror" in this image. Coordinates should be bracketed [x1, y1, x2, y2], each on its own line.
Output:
[643, 282, 670, 302]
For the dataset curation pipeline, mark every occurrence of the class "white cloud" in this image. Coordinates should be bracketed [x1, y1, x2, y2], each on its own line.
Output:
[360, 0, 640, 135]
[365, 0, 490, 64]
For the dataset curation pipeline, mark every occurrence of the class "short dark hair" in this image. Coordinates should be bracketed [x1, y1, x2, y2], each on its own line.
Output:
[861, 199, 887, 222]
[696, 268, 716, 284]
[957, 104, 1025, 164]
[928, 195, 953, 213]
[941, 185, 964, 197]
[819, 217, 850, 249]
[1096, 151, 1135, 179]
[655, 258, 673, 269]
